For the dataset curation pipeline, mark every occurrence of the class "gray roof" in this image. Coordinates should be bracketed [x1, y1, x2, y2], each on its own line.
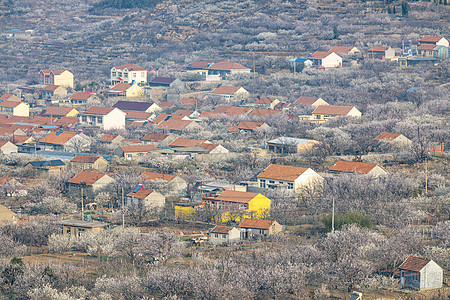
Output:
[268, 137, 314, 146]
[113, 101, 155, 112]
[27, 159, 66, 168]
[59, 220, 108, 228]
[34, 150, 113, 161]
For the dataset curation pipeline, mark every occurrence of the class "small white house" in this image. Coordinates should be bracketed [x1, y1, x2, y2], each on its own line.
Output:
[126, 188, 166, 211]
[209, 226, 241, 245]
[309, 51, 342, 68]
[80, 106, 126, 130]
[398, 255, 443, 290]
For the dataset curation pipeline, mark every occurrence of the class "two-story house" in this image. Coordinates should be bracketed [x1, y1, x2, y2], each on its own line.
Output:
[39, 69, 74, 88]
[111, 64, 148, 85]
[0, 101, 29, 117]
[80, 106, 126, 130]
[257, 164, 323, 192]
[419, 36, 449, 47]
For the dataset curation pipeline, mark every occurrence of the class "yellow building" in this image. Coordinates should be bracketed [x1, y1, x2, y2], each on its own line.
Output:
[0, 101, 30, 117]
[39, 69, 74, 88]
[174, 202, 205, 219]
[109, 82, 144, 97]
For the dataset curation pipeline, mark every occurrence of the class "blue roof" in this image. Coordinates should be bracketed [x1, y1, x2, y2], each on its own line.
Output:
[289, 58, 311, 63]
[28, 160, 66, 168]
[406, 87, 424, 93]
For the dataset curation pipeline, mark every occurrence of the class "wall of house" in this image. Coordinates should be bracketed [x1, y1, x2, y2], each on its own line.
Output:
[322, 53, 342, 68]
[209, 145, 229, 154]
[367, 166, 388, 177]
[94, 158, 108, 171]
[13, 103, 30, 117]
[385, 48, 396, 58]
[144, 191, 166, 210]
[104, 109, 126, 130]
[248, 194, 271, 218]
[54, 71, 74, 88]
[209, 228, 240, 245]
[168, 177, 188, 194]
[0, 142, 18, 155]
[295, 168, 324, 192]
[91, 175, 114, 192]
[347, 107, 362, 118]
[420, 261, 443, 289]
[126, 84, 145, 97]
[311, 98, 329, 107]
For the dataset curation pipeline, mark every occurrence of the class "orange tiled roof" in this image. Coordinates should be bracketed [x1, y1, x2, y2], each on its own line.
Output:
[52, 69, 69, 75]
[257, 164, 309, 181]
[71, 155, 102, 163]
[188, 61, 212, 68]
[328, 46, 355, 54]
[238, 219, 274, 229]
[173, 109, 194, 117]
[208, 62, 250, 70]
[373, 132, 401, 141]
[310, 51, 333, 59]
[83, 106, 116, 115]
[158, 102, 174, 108]
[210, 225, 234, 234]
[41, 106, 76, 117]
[420, 36, 445, 43]
[0, 101, 23, 108]
[237, 121, 265, 130]
[156, 119, 194, 131]
[0, 94, 19, 101]
[398, 255, 430, 272]
[169, 138, 206, 148]
[141, 133, 169, 142]
[123, 110, 152, 120]
[151, 113, 170, 124]
[99, 134, 121, 142]
[226, 106, 252, 115]
[68, 169, 108, 185]
[141, 171, 176, 182]
[293, 96, 321, 106]
[127, 188, 154, 199]
[69, 92, 95, 101]
[312, 105, 355, 115]
[329, 160, 378, 174]
[54, 117, 79, 127]
[110, 82, 132, 92]
[214, 190, 259, 204]
[121, 144, 156, 153]
[42, 84, 62, 92]
[368, 46, 389, 52]
[417, 44, 438, 50]
[39, 131, 77, 145]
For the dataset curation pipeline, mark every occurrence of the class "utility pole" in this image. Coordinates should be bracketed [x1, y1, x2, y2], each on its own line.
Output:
[253, 52, 256, 79]
[80, 182, 86, 220]
[121, 187, 125, 228]
[425, 157, 428, 196]
[332, 196, 335, 233]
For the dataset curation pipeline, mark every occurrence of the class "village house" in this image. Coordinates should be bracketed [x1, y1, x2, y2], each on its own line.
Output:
[80, 106, 126, 130]
[60, 220, 108, 237]
[69, 92, 98, 105]
[186, 60, 213, 71]
[202, 190, 271, 221]
[209, 226, 241, 245]
[174, 202, 206, 219]
[126, 187, 166, 210]
[248, 108, 281, 117]
[67, 169, 114, 195]
[210, 86, 249, 101]
[207, 62, 251, 79]
[39, 69, 74, 88]
[398, 57, 439, 68]
[41, 106, 79, 118]
[0, 101, 29, 117]
[149, 77, 184, 89]
[25, 159, 66, 176]
[293, 96, 329, 107]
[311, 105, 362, 122]
[169, 138, 209, 148]
[328, 46, 361, 56]
[226, 121, 271, 133]
[238, 219, 282, 239]
[267, 137, 321, 154]
[109, 82, 144, 98]
[141, 133, 174, 145]
[156, 119, 202, 133]
[113, 100, 160, 113]
[329, 160, 387, 176]
[308, 51, 342, 68]
[257, 164, 323, 192]
[116, 144, 157, 160]
[253, 97, 280, 110]
[398, 255, 443, 290]
[141, 171, 188, 195]
[368, 46, 395, 59]
[373, 132, 412, 149]
[288, 58, 313, 70]
[99, 134, 125, 144]
[110, 64, 148, 85]
[0, 140, 18, 155]
[419, 36, 449, 47]
[0, 94, 21, 102]
[416, 44, 449, 60]
[70, 155, 108, 171]
[38, 130, 90, 152]
[41, 85, 67, 99]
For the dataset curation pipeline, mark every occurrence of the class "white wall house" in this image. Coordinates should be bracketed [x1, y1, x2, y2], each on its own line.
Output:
[309, 51, 342, 68]
[111, 64, 148, 85]
[80, 106, 126, 130]
[209, 226, 241, 245]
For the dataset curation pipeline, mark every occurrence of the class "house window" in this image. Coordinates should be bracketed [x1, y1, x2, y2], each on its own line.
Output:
[112, 72, 116, 77]
[82, 116, 87, 122]
[124, 72, 128, 78]
[141, 72, 145, 77]
[222, 234, 226, 239]
[214, 234, 218, 238]
[133, 73, 136, 78]
[239, 204, 246, 210]
[260, 179, 266, 188]
[118, 72, 122, 77]
[97, 116, 103, 124]
[269, 180, 275, 184]
[288, 182, 294, 189]
[138, 153, 143, 156]
[91, 116, 96, 123]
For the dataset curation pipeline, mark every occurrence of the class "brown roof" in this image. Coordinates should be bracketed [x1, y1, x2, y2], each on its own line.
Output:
[141, 171, 176, 182]
[420, 36, 445, 43]
[114, 64, 147, 71]
[127, 188, 154, 199]
[180, 98, 200, 108]
[39, 131, 77, 145]
[9, 135, 33, 144]
[69, 92, 95, 101]
[68, 169, 108, 185]
[253, 98, 277, 105]
[0, 140, 11, 147]
[0, 101, 23, 108]
[42, 106, 76, 117]
[54, 117, 79, 127]
[312, 105, 355, 115]
[310, 51, 333, 59]
[121, 144, 156, 153]
[249, 108, 280, 117]
[398, 255, 430, 272]
[199, 142, 220, 152]
[238, 219, 274, 229]
[123, 138, 142, 144]
[52, 69, 69, 75]
[0, 94, 19, 101]
[214, 190, 259, 204]
[211, 86, 242, 95]
[368, 46, 389, 52]
[293, 96, 321, 106]
[257, 164, 309, 181]
[141, 133, 169, 142]
[169, 138, 206, 148]
[213, 106, 233, 113]
[329, 160, 378, 174]
[158, 102, 174, 108]
[156, 119, 194, 131]
[226, 126, 239, 132]
[173, 109, 194, 117]
[123, 110, 152, 120]
[83, 106, 116, 115]
[110, 83, 132, 92]
[151, 114, 170, 124]
[373, 132, 401, 141]
[225, 106, 252, 115]
[42, 84, 62, 92]
[71, 155, 102, 163]
[188, 61, 212, 68]
[237, 121, 265, 130]
[328, 46, 356, 54]
[417, 44, 438, 50]
[210, 225, 234, 234]
[0, 175, 9, 184]
[99, 134, 121, 142]
[208, 62, 250, 70]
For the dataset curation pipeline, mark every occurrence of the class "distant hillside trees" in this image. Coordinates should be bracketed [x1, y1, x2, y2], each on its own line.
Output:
[92, 0, 162, 9]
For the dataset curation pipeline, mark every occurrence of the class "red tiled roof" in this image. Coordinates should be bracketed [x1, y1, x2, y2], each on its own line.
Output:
[156, 119, 194, 131]
[0, 101, 23, 108]
[42, 85, 62, 92]
[249, 108, 280, 117]
[214, 190, 259, 204]
[99, 134, 121, 142]
[114, 64, 147, 71]
[69, 92, 95, 101]
[54, 117, 79, 127]
[238, 219, 274, 229]
[188, 61, 212, 69]
[141, 133, 169, 142]
[225, 106, 252, 115]
[208, 62, 250, 70]
[293, 96, 321, 106]
[127, 188, 154, 199]
[68, 169, 108, 185]
[210, 225, 234, 234]
[39, 131, 77, 145]
[199, 142, 219, 152]
[52, 69, 69, 75]
[83, 106, 115, 115]
[121, 144, 156, 153]
[173, 109, 194, 117]
[226, 126, 239, 132]
[151, 114, 170, 124]
[123, 138, 141, 144]
[141, 171, 176, 182]
[368, 46, 389, 52]
[0, 94, 19, 101]
[237, 121, 265, 130]
[373, 132, 401, 141]
[257, 164, 309, 181]
[71, 155, 102, 163]
[41, 106, 76, 117]
[417, 44, 438, 50]
[420, 36, 445, 43]
[180, 98, 200, 108]
[398, 255, 430, 272]
[328, 46, 356, 54]
[329, 160, 378, 174]
[123, 110, 152, 120]
[158, 102, 174, 108]
[110, 83, 132, 92]
[211, 86, 242, 95]
[312, 105, 355, 115]
[310, 51, 333, 59]
[169, 138, 206, 148]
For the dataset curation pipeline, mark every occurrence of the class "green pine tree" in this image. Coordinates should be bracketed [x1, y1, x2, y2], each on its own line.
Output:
[387, 6, 392, 14]
[333, 26, 340, 40]
[393, 5, 396, 14]
[401, 1, 411, 17]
